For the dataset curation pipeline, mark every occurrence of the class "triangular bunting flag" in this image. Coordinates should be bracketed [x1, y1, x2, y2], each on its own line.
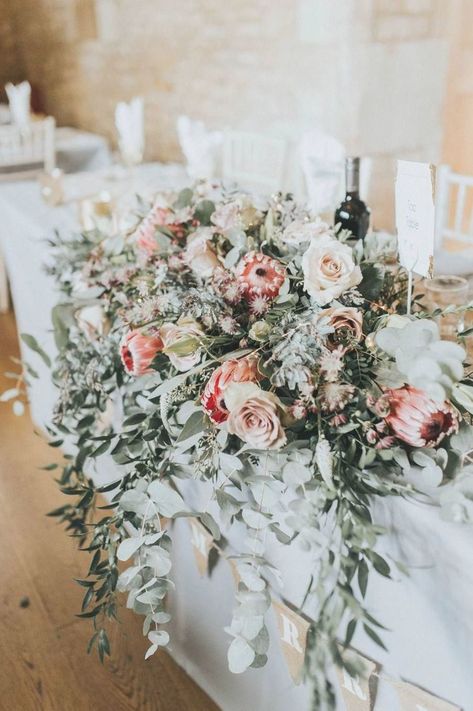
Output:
[228, 558, 241, 587]
[188, 518, 214, 576]
[335, 650, 376, 711]
[272, 599, 311, 684]
[396, 680, 462, 711]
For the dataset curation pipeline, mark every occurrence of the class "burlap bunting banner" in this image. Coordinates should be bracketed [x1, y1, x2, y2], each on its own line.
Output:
[188, 518, 214, 576]
[184, 520, 462, 711]
[396, 680, 462, 711]
[335, 651, 376, 711]
[272, 598, 311, 684]
[228, 558, 241, 587]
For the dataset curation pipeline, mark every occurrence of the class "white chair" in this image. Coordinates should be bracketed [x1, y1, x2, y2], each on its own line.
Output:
[0, 116, 56, 181]
[434, 165, 473, 276]
[222, 130, 288, 195]
[0, 117, 56, 311]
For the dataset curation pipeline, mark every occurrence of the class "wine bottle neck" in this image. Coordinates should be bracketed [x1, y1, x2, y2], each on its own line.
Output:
[345, 157, 360, 194]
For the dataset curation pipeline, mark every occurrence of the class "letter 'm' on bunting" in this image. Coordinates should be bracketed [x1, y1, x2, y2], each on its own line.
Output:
[396, 680, 462, 711]
[188, 519, 214, 577]
[335, 650, 376, 711]
[272, 599, 310, 685]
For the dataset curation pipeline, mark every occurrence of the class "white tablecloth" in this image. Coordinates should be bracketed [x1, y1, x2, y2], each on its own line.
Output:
[0, 166, 471, 711]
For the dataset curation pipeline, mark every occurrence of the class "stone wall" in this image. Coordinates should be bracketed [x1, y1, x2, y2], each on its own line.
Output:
[1, 0, 466, 228]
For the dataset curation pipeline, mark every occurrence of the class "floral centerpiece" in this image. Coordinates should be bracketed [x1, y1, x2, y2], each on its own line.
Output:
[11, 185, 473, 709]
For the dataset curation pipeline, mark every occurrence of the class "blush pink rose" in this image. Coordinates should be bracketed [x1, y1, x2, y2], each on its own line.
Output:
[313, 306, 363, 350]
[384, 386, 458, 448]
[225, 382, 287, 450]
[201, 355, 260, 424]
[236, 251, 286, 300]
[160, 317, 203, 372]
[185, 228, 219, 278]
[120, 330, 163, 376]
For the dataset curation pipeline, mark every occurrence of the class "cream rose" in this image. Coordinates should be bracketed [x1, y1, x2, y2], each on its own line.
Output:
[185, 228, 219, 278]
[281, 217, 331, 246]
[225, 382, 287, 450]
[301, 234, 362, 305]
[160, 316, 203, 372]
[76, 305, 108, 342]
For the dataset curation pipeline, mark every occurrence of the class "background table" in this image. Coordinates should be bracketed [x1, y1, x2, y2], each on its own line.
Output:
[0, 166, 472, 711]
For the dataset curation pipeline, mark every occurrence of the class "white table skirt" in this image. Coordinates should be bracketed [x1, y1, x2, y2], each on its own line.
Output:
[0, 166, 471, 711]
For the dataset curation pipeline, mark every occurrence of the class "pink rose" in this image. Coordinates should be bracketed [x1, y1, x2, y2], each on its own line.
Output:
[185, 228, 219, 278]
[160, 317, 203, 372]
[201, 355, 260, 424]
[120, 330, 163, 376]
[225, 382, 287, 450]
[384, 386, 458, 448]
[313, 306, 363, 349]
[236, 251, 286, 299]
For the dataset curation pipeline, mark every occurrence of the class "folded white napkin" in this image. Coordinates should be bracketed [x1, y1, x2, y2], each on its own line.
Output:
[177, 115, 222, 180]
[298, 128, 345, 213]
[5, 81, 31, 128]
[115, 97, 144, 165]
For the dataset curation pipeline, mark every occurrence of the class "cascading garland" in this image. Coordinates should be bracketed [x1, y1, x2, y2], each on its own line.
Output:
[11, 184, 473, 709]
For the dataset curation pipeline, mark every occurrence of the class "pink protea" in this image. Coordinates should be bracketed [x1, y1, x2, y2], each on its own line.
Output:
[134, 203, 171, 253]
[202, 355, 260, 424]
[120, 330, 163, 376]
[236, 252, 286, 300]
[384, 386, 458, 448]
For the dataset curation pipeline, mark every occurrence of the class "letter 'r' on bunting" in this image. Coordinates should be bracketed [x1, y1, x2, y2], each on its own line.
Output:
[272, 599, 311, 685]
[335, 651, 376, 711]
[396, 680, 462, 711]
[187, 519, 214, 577]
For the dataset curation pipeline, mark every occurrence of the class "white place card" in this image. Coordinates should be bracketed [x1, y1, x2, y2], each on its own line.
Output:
[395, 160, 436, 278]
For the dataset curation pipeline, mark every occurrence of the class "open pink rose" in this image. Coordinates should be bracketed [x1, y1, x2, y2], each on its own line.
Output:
[225, 382, 287, 450]
[384, 386, 458, 448]
[236, 252, 286, 300]
[120, 330, 163, 376]
[201, 355, 260, 424]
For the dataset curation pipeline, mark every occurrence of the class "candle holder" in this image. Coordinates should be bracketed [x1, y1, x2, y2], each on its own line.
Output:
[38, 168, 64, 206]
[78, 191, 116, 234]
[424, 275, 469, 340]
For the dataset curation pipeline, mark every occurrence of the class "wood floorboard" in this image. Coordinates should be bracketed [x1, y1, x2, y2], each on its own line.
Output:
[0, 311, 219, 711]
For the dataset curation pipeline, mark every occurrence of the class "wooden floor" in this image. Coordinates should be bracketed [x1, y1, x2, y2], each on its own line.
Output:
[0, 312, 219, 711]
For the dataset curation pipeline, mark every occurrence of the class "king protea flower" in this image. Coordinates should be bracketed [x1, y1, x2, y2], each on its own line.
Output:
[134, 203, 171, 254]
[384, 386, 458, 448]
[120, 330, 163, 376]
[236, 251, 286, 299]
[202, 355, 261, 423]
